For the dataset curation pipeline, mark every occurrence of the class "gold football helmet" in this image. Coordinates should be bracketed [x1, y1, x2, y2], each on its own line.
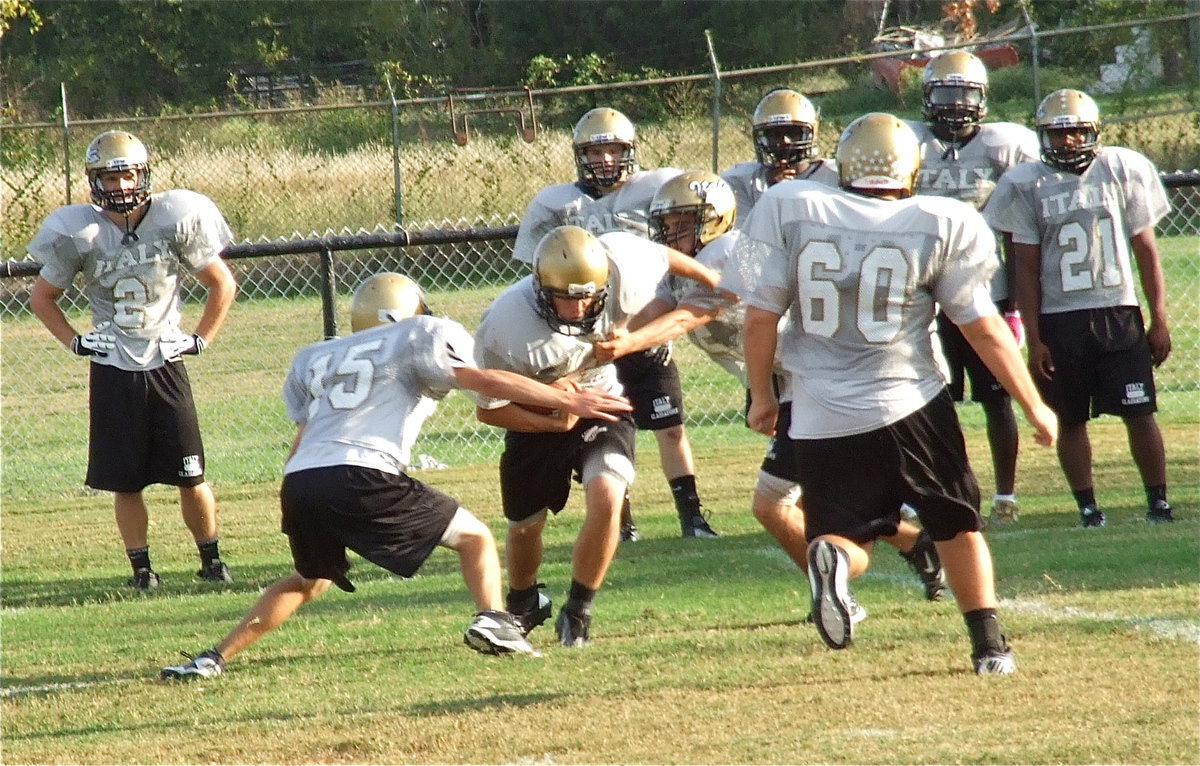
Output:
[649, 171, 737, 254]
[532, 226, 609, 335]
[85, 130, 151, 213]
[836, 113, 920, 197]
[752, 88, 819, 168]
[350, 272, 430, 333]
[572, 107, 637, 190]
[1036, 89, 1101, 173]
[922, 50, 988, 132]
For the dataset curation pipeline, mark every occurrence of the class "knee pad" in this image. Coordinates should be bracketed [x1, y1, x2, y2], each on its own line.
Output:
[581, 451, 635, 487]
[438, 507, 489, 548]
[507, 509, 548, 530]
[755, 469, 802, 506]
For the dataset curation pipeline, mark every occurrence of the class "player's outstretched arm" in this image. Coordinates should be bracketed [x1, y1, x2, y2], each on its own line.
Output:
[457, 366, 631, 422]
[595, 303, 718, 363]
[959, 313, 1057, 447]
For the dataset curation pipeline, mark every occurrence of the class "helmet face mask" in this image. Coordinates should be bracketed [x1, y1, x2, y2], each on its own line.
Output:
[648, 171, 736, 255]
[922, 51, 988, 134]
[1036, 89, 1101, 173]
[752, 89, 819, 169]
[533, 226, 610, 336]
[350, 273, 430, 333]
[836, 113, 921, 197]
[85, 131, 152, 213]
[573, 108, 637, 191]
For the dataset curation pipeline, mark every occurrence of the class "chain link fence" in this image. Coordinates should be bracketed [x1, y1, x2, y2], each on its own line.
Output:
[2, 15, 1198, 503]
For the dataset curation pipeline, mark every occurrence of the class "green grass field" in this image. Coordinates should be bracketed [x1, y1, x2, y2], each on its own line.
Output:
[2, 415, 1197, 763]
[2, 230, 1197, 763]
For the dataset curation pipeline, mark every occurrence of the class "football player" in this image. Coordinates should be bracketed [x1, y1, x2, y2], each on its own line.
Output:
[739, 113, 1057, 675]
[985, 88, 1175, 527]
[511, 107, 718, 541]
[28, 130, 238, 590]
[161, 273, 634, 678]
[905, 50, 1041, 526]
[596, 171, 946, 602]
[721, 88, 838, 223]
[476, 225, 718, 647]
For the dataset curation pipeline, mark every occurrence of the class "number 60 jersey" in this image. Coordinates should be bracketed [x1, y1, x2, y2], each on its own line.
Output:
[736, 179, 1000, 438]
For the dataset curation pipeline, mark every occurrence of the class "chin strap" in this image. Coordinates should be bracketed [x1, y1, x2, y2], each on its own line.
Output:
[941, 139, 960, 162]
[121, 212, 139, 245]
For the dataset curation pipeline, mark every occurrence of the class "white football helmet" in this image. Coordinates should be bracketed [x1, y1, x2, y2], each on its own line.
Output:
[350, 272, 430, 332]
[85, 131, 151, 213]
[1036, 89, 1101, 173]
[572, 108, 637, 191]
[532, 226, 609, 335]
[752, 88, 819, 169]
[922, 51, 988, 133]
[649, 171, 736, 253]
[836, 113, 920, 197]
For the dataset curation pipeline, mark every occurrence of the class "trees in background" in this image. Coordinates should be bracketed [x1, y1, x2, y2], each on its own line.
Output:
[2, 0, 1194, 121]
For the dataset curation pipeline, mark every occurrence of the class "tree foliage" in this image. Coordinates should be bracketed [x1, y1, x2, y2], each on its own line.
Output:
[2, 0, 1193, 120]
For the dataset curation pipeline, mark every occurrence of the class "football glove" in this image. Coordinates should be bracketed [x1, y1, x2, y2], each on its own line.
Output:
[160, 330, 207, 361]
[647, 343, 672, 367]
[1003, 310, 1025, 349]
[71, 323, 116, 357]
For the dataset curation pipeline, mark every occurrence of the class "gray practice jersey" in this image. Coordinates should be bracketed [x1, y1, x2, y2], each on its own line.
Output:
[476, 231, 670, 408]
[28, 190, 234, 371]
[511, 168, 680, 264]
[906, 120, 1038, 302]
[983, 147, 1169, 315]
[736, 180, 999, 438]
[282, 315, 475, 476]
[721, 159, 839, 227]
[655, 230, 746, 384]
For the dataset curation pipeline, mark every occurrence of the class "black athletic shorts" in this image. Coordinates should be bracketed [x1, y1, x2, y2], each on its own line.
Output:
[935, 309, 1008, 404]
[1037, 306, 1157, 425]
[792, 390, 983, 544]
[615, 347, 685, 430]
[280, 465, 459, 593]
[758, 397, 800, 484]
[86, 361, 206, 492]
[498, 413, 637, 523]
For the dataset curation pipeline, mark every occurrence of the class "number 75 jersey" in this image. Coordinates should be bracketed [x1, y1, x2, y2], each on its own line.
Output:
[983, 147, 1169, 314]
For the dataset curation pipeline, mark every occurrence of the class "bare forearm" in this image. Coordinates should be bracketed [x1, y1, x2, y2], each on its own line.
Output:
[622, 307, 713, 355]
[959, 315, 1041, 413]
[743, 307, 781, 402]
[1131, 229, 1168, 324]
[29, 278, 76, 348]
[195, 261, 238, 343]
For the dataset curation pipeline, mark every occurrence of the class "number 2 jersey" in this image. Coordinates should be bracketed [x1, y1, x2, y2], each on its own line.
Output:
[982, 146, 1169, 314]
[736, 180, 999, 438]
[28, 190, 235, 370]
[282, 315, 475, 476]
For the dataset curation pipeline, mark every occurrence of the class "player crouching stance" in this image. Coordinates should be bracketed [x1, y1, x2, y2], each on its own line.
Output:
[475, 225, 719, 647]
[161, 273, 632, 679]
[740, 114, 1058, 675]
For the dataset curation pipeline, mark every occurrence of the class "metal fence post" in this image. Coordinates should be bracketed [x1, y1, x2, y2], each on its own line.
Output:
[385, 75, 405, 226]
[705, 29, 722, 174]
[1019, 3, 1041, 109]
[60, 84, 72, 205]
[319, 245, 339, 339]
